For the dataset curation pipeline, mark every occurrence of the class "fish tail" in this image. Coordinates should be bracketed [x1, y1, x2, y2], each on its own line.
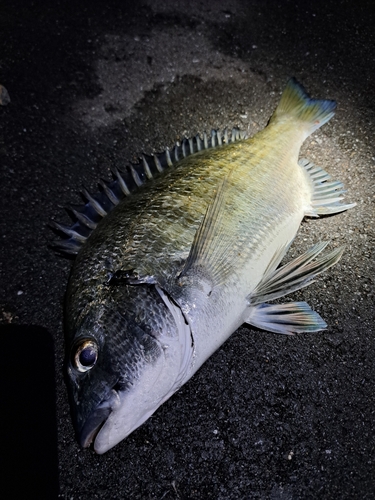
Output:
[270, 78, 336, 136]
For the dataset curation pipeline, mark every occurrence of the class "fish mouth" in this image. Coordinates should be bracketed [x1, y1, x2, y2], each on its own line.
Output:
[79, 389, 120, 449]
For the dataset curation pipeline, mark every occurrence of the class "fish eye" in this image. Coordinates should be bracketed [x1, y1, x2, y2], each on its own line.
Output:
[73, 339, 98, 372]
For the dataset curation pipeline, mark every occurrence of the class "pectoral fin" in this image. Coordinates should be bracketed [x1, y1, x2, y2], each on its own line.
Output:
[178, 175, 236, 287]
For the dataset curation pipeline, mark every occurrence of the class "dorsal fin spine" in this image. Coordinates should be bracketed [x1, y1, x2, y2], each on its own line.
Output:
[224, 129, 228, 143]
[142, 155, 153, 179]
[52, 221, 88, 242]
[174, 143, 179, 162]
[165, 149, 173, 167]
[153, 154, 163, 173]
[82, 189, 108, 217]
[54, 127, 247, 255]
[114, 167, 131, 196]
[71, 208, 97, 229]
[130, 165, 143, 187]
[99, 180, 120, 206]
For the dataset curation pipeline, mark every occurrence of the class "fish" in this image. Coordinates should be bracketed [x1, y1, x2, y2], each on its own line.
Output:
[57, 78, 355, 454]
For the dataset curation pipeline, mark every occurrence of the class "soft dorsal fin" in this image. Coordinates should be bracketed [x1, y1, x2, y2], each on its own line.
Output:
[52, 128, 247, 255]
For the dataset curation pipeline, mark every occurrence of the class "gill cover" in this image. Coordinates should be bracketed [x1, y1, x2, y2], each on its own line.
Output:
[66, 284, 194, 454]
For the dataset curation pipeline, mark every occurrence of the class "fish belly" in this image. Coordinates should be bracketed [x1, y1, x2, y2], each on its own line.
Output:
[186, 208, 304, 376]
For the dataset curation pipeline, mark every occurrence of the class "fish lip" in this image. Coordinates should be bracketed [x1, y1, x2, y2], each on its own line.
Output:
[79, 405, 112, 449]
[79, 389, 120, 449]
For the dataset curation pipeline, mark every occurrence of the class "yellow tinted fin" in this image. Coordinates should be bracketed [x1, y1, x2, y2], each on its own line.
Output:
[178, 175, 236, 288]
[270, 78, 336, 136]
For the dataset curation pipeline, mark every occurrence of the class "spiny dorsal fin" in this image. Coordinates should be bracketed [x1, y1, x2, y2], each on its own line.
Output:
[53, 128, 247, 255]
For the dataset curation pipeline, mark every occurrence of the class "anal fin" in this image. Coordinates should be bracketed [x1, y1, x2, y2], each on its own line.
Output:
[300, 159, 356, 216]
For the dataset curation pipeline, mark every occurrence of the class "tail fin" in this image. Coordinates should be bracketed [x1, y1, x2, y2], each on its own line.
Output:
[270, 78, 336, 136]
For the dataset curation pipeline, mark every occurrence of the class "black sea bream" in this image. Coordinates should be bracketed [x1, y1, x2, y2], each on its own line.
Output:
[57, 79, 355, 453]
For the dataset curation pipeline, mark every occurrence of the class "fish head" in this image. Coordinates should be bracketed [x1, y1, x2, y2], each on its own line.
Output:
[65, 283, 193, 454]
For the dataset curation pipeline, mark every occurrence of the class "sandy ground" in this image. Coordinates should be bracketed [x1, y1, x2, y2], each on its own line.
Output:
[1, 0, 374, 498]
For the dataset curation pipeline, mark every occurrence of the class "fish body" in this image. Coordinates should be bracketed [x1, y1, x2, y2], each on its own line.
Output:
[62, 79, 355, 454]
